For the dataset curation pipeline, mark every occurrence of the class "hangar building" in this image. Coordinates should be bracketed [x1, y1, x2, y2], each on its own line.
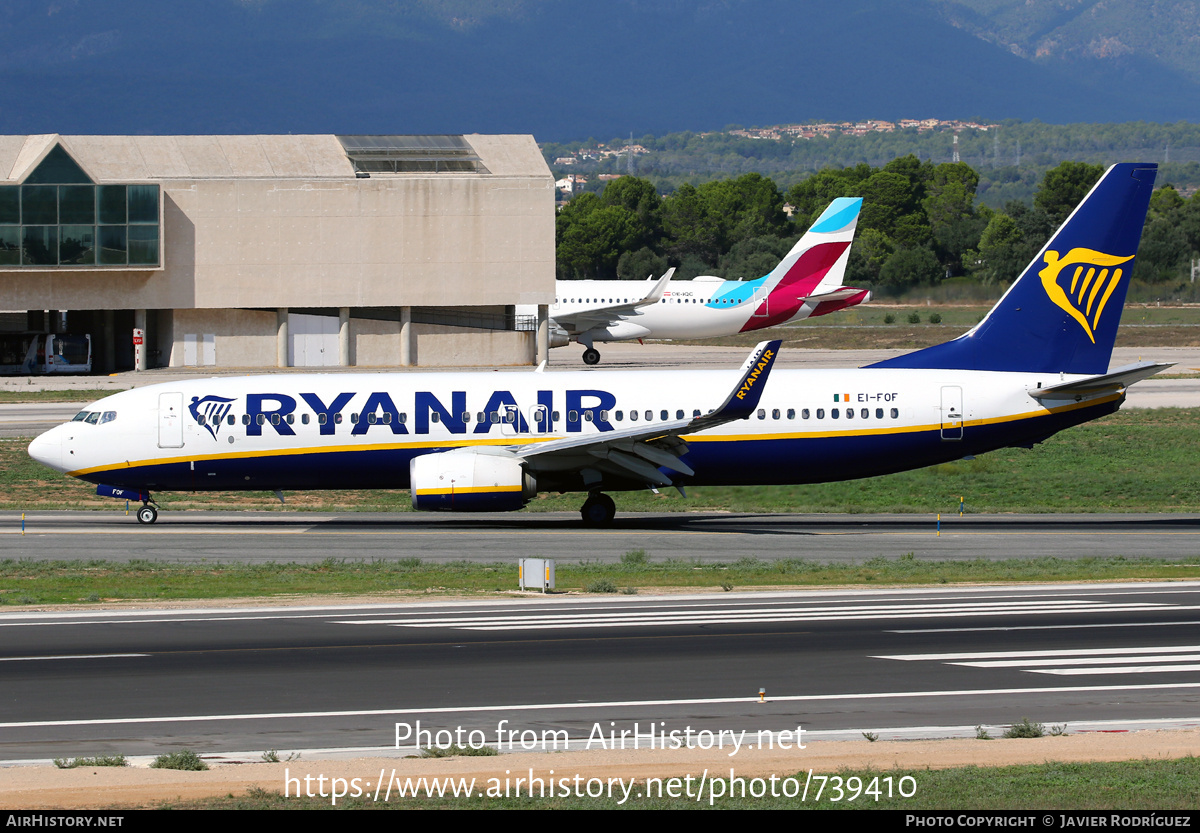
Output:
[0, 134, 554, 372]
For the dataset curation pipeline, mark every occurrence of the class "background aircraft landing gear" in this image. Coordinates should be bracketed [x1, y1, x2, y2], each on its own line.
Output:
[580, 493, 616, 526]
[136, 503, 158, 525]
[582, 347, 601, 365]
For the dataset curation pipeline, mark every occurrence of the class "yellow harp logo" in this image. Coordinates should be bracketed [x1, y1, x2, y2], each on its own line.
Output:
[1039, 248, 1134, 343]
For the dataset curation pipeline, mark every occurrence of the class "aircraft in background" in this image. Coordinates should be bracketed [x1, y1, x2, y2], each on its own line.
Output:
[29, 164, 1164, 526]
[551, 197, 867, 364]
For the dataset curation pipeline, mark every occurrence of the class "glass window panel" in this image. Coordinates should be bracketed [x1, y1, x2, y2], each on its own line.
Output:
[127, 185, 158, 223]
[22, 226, 57, 265]
[59, 185, 95, 224]
[24, 146, 92, 184]
[21, 186, 57, 225]
[0, 187, 18, 224]
[98, 226, 127, 265]
[0, 227, 19, 265]
[128, 225, 158, 265]
[59, 226, 95, 265]
[98, 186, 126, 224]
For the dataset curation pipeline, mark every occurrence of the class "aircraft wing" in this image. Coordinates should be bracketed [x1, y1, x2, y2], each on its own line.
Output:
[552, 268, 675, 332]
[514, 339, 780, 486]
[1028, 361, 1174, 399]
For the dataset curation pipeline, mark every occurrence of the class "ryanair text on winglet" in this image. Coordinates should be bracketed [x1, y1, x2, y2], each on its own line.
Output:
[735, 349, 775, 400]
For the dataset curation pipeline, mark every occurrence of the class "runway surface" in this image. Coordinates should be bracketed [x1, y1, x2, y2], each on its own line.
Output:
[6, 510, 1200, 562]
[2, 582, 1199, 760]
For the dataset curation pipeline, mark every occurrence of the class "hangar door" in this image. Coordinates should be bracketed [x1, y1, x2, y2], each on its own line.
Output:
[289, 314, 339, 367]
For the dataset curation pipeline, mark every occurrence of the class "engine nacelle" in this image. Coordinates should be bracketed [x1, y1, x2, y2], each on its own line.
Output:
[410, 449, 537, 512]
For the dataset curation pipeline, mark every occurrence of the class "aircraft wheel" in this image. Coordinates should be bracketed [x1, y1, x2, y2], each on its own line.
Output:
[580, 493, 616, 526]
[136, 505, 158, 525]
[582, 347, 601, 366]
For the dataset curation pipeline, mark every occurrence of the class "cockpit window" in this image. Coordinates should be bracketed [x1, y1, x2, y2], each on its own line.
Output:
[100, 411, 116, 424]
[84, 412, 100, 424]
[72, 411, 90, 421]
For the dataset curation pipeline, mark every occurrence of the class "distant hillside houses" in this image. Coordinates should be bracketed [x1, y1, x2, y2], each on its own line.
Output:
[544, 119, 1001, 163]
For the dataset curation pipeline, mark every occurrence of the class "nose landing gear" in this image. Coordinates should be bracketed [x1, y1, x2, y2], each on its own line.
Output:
[136, 502, 159, 525]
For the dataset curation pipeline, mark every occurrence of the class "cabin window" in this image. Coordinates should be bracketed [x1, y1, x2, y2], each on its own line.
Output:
[256, 414, 266, 425]
[660, 410, 668, 421]
[196, 415, 206, 426]
[285, 414, 294, 425]
[831, 409, 839, 419]
[350, 413, 359, 424]
[431, 412, 440, 423]
[876, 408, 883, 419]
[335, 413, 343, 424]
[615, 410, 623, 421]
[271, 414, 280, 425]
[599, 410, 609, 421]
[367, 413, 377, 424]
[462, 413, 471, 424]
[477, 412, 485, 423]
[801, 409, 809, 419]
[815, 409, 823, 419]
[584, 410, 594, 422]
[302, 413, 310, 425]
[629, 410, 638, 421]
[787, 409, 795, 419]
[846, 409, 854, 420]
[242, 414, 250, 425]
[227, 414, 235, 425]
[505, 410, 516, 424]
[757, 408, 765, 419]
[644, 410, 652, 421]
[568, 410, 578, 422]
[861, 408, 869, 419]
[891, 408, 899, 419]
[316, 414, 326, 425]
[399, 413, 407, 424]
[693, 409, 701, 417]
[675, 409, 684, 419]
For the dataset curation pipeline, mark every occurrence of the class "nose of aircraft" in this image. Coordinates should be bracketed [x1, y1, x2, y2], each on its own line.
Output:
[27, 426, 65, 473]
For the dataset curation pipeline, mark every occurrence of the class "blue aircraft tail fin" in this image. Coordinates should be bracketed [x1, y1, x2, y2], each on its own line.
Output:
[870, 163, 1157, 375]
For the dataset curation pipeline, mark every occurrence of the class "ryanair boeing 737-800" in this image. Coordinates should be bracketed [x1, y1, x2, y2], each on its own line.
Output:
[29, 164, 1164, 525]
[551, 197, 867, 364]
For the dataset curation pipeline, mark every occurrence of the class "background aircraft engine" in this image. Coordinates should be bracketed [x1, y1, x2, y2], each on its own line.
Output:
[409, 450, 536, 512]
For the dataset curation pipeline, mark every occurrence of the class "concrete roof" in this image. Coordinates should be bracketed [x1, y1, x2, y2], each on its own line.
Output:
[0, 134, 548, 182]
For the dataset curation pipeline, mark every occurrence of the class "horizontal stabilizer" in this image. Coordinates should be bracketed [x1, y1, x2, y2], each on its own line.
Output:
[1028, 361, 1173, 399]
[800, 287, 870, 303]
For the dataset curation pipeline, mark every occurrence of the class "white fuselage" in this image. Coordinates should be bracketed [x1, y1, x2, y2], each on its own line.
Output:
[29, 366, 1121, 497]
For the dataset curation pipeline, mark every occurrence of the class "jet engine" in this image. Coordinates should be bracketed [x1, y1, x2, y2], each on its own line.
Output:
[410, 449, 536, 512]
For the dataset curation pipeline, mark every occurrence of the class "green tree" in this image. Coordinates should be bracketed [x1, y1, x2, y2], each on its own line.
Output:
[1034, 161, 1105, 226]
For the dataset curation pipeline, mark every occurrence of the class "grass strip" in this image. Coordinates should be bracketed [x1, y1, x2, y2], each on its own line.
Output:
[153, 758, 1200, 810]
[1, 554, 1197, 605]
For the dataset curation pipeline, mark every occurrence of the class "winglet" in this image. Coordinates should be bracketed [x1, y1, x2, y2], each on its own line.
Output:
[694, 339, 781, 426]
[634, 267, 676, 308]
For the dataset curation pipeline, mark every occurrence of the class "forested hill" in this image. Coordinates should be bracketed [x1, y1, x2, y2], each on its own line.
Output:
[0, 0, 1196, 137]
[543, 121, 1200, 208]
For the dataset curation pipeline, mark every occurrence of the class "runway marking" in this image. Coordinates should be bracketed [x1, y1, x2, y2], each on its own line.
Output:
[877, 645, 1200, 677]
[337, 600, 1179, 630]
[891, 620, 1200, 634]
[6, 682, 1200, 731]
[0, 654, 147, 662]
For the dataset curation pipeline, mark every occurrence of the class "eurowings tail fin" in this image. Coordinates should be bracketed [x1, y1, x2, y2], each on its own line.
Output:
[870, 163, 1157, 375]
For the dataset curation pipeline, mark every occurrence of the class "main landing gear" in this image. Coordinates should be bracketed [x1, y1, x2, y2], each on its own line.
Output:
[136, 501, 159, 525]
[582, 347, 601, 366]
[580, 492, 616, 526]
